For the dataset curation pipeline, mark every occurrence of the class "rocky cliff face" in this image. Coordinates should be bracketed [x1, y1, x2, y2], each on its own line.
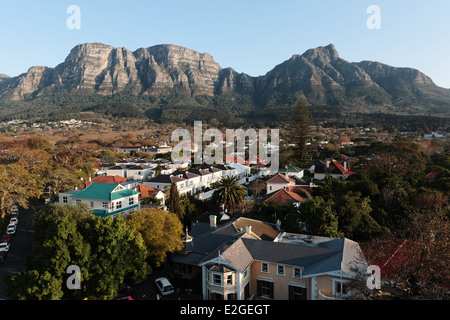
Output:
[0, 42, 449, 114]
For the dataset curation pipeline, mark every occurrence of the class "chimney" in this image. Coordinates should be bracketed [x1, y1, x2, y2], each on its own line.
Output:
[245, 225, 252, 234]
[326, 160, 330, 168]
[343, 161, 347, 171]
[209, 215, 217, 230]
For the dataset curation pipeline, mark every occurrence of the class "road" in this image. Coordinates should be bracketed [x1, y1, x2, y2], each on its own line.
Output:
[0, 206, 35, 299]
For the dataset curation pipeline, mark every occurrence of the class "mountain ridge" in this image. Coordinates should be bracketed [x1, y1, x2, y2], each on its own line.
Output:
[0, 42, 449, 121]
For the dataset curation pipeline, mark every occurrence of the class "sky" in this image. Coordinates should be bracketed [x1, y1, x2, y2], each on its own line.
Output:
[0, 0, 449, 88]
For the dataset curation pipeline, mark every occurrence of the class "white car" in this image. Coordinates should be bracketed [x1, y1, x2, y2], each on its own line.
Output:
[0, 242, 10, 252]
[6, 225, 16, 235]
[9, 217, 18, 225]
[155, 277, 174, 296]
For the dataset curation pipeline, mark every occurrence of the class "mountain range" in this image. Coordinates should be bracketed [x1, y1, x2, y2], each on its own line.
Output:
[0, 42, 449, 122]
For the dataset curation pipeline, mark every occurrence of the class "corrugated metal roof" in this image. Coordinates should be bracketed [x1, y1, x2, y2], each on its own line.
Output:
[70, 183, 139, 201]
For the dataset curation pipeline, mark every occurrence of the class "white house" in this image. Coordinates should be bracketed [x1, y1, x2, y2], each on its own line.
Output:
[126, 164, 153, 181]
[59, 183, 140, 218]
[266, 173, 295, 194]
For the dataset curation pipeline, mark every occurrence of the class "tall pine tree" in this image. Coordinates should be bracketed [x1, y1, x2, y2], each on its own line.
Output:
[291, 98, 311, 168]
[168, 182, 182, 217]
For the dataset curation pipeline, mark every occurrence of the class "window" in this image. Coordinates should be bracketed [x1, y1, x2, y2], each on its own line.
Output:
[261, 262, 269, 273]
[103, 202, 109, 209]
[90, 201, 94, 208]
[226, 274, 233, 285]
[116, 201, 122, 209]
[76, 199, 81, 204]
[293, 267, 303, 279]
[213, 274, 222, 286]
[277, 265, 285, 276]
[334, 281, 349, 296]
[289, 285, 307, 300]
[62, 196, 68, 203]
[129, 197, 134, 206]
[257, 280, 274, 299]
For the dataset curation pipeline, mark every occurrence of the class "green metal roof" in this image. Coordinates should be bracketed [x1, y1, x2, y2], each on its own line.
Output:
[93, 204, 139, 218]
[279, 164, 303, 173]
[70, 183, 139, 201]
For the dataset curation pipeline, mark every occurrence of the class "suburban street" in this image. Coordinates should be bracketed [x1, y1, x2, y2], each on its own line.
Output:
[0, 206, 35, 299]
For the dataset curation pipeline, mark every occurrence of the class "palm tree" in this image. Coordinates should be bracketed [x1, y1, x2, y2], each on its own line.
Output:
[212, 177, 247, 215]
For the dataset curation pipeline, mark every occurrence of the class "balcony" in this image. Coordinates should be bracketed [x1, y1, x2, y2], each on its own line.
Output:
[318, 290, 349, 300]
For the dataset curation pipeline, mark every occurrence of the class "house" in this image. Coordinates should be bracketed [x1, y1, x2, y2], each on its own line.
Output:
[278, 164, 304, 180]
[262, 188, 306, 208]
[144, 174, 188, 196]
[126, 164, 153, 181]
[59, 183, 140, 218]
[132, 184, 165, 205]
[313, 159, 356, 181]
[170, 216, 367, 300]
[106, 164, 127, 177]
[86, 175, 131, 187]
[265, 173, 295, 194]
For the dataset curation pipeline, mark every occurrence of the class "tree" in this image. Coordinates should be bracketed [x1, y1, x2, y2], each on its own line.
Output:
[300, 196, 342, 238]
[355, 206, 450, 300]
[248, 179, 265, 197]
[99, 149, 117, 166]
[78, 215, 148, 299]
[4, 205, 148, 300]
[291, 98, 311, 168]
[3, 270, 63, 300]
[168, 182, 182, 217]
[0, 163, 41, 219]
[212, 177, 247, 215]
[126, 208, 183, 267]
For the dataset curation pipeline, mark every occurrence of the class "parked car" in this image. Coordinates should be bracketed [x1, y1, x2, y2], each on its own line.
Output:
[155, 277, 175, 296]
[0, 242, 10, 252]
[1, 235, 13, 243]
[6, 225, 16, 235]
[9, 217, 18, 225]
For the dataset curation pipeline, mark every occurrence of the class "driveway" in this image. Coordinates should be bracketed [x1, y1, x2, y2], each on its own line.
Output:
[0, 206, 35, 299]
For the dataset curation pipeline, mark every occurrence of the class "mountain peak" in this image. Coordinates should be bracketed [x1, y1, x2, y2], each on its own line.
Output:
[303, 44, 339, 62]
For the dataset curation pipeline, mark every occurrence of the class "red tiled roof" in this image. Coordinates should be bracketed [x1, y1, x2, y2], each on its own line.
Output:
[132, 184, 161, 198]
[266, 173, 295, 184]
[86, 175, 131, 186]
[262, 188, 305, 206]
[314, 159, 356, 176]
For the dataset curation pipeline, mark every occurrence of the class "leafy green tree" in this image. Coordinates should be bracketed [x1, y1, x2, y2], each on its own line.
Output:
[4, 205, 148, 300]
[0, 163, 41, 219]
[3, 270, 63, 300]
[300, 196, 343, 238]
[212, 177, 247, 215]
[78, 215, 148, 299]
[126, 208, 183, 267]
[99, 149, 117, 165]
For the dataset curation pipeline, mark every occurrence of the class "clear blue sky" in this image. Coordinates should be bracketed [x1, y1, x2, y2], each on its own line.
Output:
[1, 0, 449, 88]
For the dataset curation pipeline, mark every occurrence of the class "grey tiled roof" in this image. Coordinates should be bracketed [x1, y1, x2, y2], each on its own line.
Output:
[171, 217, 363, 277]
